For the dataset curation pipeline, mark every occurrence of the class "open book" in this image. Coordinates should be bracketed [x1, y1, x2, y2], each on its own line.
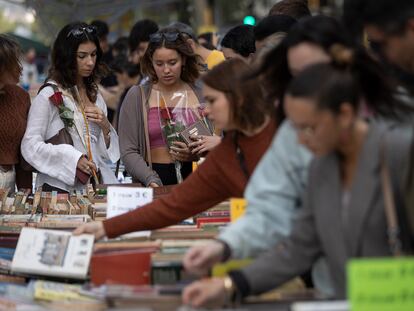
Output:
[11, 227, 94, 279]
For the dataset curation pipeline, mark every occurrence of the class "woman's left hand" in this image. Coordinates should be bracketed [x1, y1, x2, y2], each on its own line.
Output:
[182, 277, 227, 308]
[170, 141, 198, 162]
[84, 106, 110, 133]
[189, 135, 222, 155]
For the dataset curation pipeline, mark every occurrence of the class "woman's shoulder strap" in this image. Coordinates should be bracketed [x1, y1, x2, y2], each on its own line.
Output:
[37, 81, 59, 95]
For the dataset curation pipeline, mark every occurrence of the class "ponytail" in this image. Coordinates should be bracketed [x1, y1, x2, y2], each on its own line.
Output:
[287, 44, 413, 119]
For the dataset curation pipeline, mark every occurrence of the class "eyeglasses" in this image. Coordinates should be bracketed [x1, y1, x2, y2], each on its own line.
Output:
[149, 32, 180, 43]
[289, 120, 316, 138]
[67, 26, 97, 38]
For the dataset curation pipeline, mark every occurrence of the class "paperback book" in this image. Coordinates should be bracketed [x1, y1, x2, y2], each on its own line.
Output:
[11, 227, 94, 279]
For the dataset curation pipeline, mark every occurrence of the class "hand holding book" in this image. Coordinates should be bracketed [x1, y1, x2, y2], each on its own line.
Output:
[73, 220, 106, 240]
[189, 135, 222, 155]
[170, 141, 199, 162]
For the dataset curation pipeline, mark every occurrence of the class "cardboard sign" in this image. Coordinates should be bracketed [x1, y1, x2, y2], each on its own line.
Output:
[348, 257, 414, 311]
[107, 187, 153, 219]
[230, 198, 247, 222]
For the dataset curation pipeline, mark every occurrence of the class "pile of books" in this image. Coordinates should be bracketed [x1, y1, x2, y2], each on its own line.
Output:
[0, 188, 95, 217]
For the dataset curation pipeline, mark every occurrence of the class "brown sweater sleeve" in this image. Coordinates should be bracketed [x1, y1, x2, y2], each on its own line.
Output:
[103, 146, 229, 238]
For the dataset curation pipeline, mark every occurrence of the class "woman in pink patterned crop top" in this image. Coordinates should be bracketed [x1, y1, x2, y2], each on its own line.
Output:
[118, 27, 210, 186]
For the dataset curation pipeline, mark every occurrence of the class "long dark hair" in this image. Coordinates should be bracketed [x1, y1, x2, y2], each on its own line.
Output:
[203, 59, 275, 132]
[258, 16, 353, 103]
[140, 27, 201, 84]
[48, 22, 109, 102]
[253, 16, 354, 122]
[286, 44, 413, 119]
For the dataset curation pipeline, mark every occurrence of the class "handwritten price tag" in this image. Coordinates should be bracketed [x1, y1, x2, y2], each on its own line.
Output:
[107, 187, 153, 219]
[348, 258, 414, 311]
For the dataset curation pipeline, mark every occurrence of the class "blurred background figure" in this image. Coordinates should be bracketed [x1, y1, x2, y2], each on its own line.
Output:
[91, 20, 111, 65]
[254, 15, 297, 52]
[269, 0, 311, 20]
[128, 19, 159, 66]
[169, 22, 225, 70]
[197, 32, 217, 50]
[111, 36, 129, 59]
[91, 19, 119, 123]
[220, 25, 256, 62]
[0, 35, 32, 190]
[20, 47, 39, 91]
[111, 57, 141, 129]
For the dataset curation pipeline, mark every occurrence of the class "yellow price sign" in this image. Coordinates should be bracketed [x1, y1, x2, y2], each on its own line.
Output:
[230, 198, 247, 222]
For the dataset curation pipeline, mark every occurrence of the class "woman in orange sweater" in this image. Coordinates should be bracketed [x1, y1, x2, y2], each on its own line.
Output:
[74, 58, 277, 239]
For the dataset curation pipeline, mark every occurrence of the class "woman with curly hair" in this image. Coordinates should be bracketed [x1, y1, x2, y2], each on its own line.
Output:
[118, 27, 206, 186]
[21, 22, 120, 193]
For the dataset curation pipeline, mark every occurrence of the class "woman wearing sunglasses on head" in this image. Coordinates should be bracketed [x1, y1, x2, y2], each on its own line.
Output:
[118, 27, 208, 187]
[21, 22, 120, 193]
[74, 59, 277, 243]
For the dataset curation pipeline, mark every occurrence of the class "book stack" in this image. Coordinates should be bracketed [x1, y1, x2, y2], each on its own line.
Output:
[151, 239, 209, 286]
[193, 200, 231, 229]
[0, 214, 91, 232]
[0, 188, 94, 218]
[90, 240, 161, 286]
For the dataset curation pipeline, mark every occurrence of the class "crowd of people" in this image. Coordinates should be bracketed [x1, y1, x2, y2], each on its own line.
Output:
[1, 0, 414, 308]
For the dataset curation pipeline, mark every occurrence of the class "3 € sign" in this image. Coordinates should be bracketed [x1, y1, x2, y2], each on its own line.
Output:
[106, 187, 154, 218]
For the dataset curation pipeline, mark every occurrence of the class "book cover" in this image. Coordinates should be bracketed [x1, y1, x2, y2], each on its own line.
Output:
[11, 227, 94, 279]
[90, 248, 157, 286]
[179, 119, 212, 145]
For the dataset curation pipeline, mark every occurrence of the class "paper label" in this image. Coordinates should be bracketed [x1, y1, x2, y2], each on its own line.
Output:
[348, 257, 414, 311]
[106, 187, 153, 219]
[230, 198, 247, 222]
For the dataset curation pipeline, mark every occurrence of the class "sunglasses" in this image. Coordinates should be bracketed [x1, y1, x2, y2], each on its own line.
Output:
[149, 32, 181, 43]
[67, 26, 97, 38]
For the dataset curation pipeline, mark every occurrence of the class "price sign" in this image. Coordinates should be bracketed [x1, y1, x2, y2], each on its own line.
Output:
[348, 257, 414, 311]
[107, 187, 153, 219]
[230, 198, 247, 222]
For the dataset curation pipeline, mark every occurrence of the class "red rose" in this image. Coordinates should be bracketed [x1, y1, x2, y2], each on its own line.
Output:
[49, 92, 64, 107]
[160, 108, 172, 120]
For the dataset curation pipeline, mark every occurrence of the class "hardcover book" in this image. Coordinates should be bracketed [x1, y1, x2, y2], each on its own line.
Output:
[11, 227, 94, 279]
[179, 119, 212, 145]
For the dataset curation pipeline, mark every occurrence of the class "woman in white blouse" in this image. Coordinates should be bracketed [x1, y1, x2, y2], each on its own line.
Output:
[21, 22, 119, 193]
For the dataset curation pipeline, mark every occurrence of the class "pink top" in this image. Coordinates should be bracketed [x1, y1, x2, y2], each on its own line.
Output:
[148, 107, 166, 148]
[148, 107, 200, 149]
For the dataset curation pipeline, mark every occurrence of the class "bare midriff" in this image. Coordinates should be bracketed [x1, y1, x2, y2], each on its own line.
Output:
[151, 147, 173, 164]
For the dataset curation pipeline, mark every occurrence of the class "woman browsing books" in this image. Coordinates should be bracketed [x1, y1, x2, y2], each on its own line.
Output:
[21, 22, 120, 193]
[74, 59, 277, 240]
[118, 27, 210, 186]
[182, 47, 414, 308]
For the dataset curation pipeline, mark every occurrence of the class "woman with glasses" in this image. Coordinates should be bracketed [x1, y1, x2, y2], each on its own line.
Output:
[182, 45, 414, 308]
[182, 16, 414, 298]
[0, 35, 32, 190]
[74, 59, 277, 243]
[117, 27, 204, 186]
[21, 22, 120, 193]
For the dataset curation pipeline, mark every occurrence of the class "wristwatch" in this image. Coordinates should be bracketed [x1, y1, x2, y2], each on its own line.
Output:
[223, 276, 237, 306]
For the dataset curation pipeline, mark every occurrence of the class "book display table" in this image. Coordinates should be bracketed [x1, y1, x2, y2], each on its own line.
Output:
[0, 185, 340, 310]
